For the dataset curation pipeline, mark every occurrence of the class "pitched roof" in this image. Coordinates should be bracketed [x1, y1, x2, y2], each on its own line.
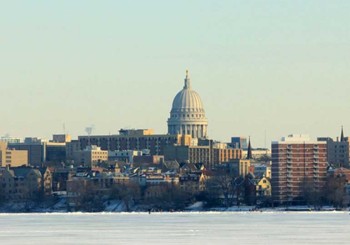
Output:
[37, 167, 49, 176]
[180, 162, 198, 172]
[162, 160, 180, 170]
[11, 167, 41, 178]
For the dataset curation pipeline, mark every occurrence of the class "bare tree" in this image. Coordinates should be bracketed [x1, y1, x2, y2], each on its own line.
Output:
[205, 171, 244, 207]
[0, 184, 4, 205]
[301, 179, 322, 209]
[324, 175, 347, 208]
[110, 182, 141, 211]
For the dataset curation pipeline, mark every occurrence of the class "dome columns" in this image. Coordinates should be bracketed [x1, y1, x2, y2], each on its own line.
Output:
[167, 120, 207, 138]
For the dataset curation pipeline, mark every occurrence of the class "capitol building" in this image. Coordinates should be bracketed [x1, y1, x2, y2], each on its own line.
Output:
[74, 70, 242, 168]
[167, 71, 208, 139]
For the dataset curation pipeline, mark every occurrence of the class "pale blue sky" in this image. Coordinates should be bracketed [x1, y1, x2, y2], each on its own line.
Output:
[1, 0, 350, 147]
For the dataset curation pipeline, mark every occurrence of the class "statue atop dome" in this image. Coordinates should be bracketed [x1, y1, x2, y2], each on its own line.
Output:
[184, 70, 191, 89]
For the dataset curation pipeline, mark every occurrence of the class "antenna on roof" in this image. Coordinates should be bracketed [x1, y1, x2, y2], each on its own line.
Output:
[85, 126, 94, 136]
[85, 125, 95, 146]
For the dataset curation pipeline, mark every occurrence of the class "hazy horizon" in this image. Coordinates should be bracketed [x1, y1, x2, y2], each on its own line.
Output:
[1, 1, 349, 147]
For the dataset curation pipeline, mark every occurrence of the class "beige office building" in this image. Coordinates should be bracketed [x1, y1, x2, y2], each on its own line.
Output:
[73, 145, 108, 166]
[0, 142, 28, 167]
[164, 144, 241, 168]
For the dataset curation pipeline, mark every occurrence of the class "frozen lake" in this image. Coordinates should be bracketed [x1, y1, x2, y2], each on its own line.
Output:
[0, 212, 349, 244]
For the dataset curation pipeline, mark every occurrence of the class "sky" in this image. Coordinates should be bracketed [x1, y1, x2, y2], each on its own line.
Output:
[1, 0, 350, 147]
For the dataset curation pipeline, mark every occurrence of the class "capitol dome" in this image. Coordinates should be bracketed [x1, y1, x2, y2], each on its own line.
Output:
[171, 87, 204, 113]
[167, 71, 208, 138]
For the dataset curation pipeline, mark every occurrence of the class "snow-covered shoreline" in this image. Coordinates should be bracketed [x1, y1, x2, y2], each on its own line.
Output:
[0, 203, 347, 214]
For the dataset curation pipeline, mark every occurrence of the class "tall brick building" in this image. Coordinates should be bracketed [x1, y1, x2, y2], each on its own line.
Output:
[271, 134, 327, 204]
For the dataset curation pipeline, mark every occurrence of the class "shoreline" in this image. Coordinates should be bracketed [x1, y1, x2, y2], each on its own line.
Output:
[1, 200, 348, 213]
[0, 207, 348, 214]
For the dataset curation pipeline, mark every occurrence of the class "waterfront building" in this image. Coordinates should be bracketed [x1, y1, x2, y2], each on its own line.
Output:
[0, 141, 28, 167]
[256, 176, 272, 199]
[326, 167, 350, 206]
[179, 173, 201, 192]
[66, 167, 131, 208]
[271, 134, 327, 204]
[52, 168, 74, 192]
[167, 71, 208, 138]
[318, 127, 349, 168]
[0, 166, 52, 200]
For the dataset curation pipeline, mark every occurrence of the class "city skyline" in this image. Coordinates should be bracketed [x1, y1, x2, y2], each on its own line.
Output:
[1, 1, 350, 146]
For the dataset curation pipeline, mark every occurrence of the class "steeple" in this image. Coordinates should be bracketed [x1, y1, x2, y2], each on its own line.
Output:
[184, 69, 191, 89]
[247, 136, 252, 160]
[340, 126, 345, 142]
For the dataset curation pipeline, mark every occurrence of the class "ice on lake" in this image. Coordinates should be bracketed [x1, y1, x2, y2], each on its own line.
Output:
[0, 212, 349, 244]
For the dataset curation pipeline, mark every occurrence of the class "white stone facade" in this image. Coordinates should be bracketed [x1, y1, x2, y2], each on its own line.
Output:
[167, 71, 208, 138]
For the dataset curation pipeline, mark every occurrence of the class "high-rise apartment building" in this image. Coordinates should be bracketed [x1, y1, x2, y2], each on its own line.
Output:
[271, 134, 327, 204]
